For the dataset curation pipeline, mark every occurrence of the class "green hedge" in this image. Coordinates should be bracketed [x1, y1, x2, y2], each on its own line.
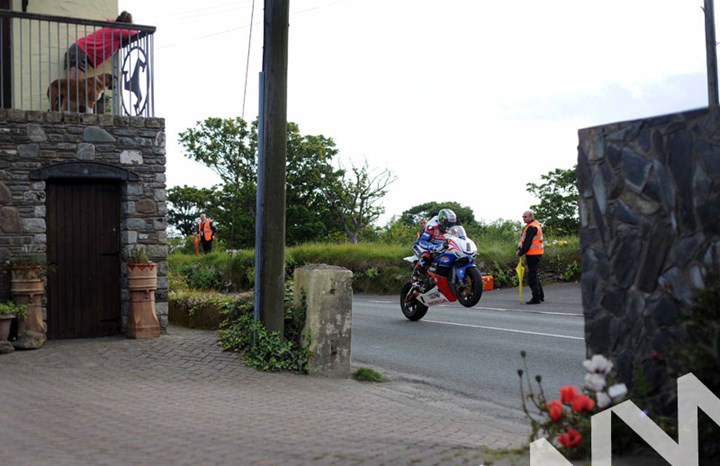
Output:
[169, 236, 581, 295]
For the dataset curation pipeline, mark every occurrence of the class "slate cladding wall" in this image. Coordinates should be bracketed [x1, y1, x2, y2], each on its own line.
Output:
[577, 107, 720, 391]
[0, 109, 168, 332]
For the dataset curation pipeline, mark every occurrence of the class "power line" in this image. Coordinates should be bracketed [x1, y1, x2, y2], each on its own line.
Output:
[242, 0, 257, 120]
[155, 0, 354, 50]
[162, 0, 254, 19]
[291, 0, 352, 17]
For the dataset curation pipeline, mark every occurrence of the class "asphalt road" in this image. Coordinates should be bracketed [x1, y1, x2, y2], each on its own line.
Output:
[351, 282, 587, 423]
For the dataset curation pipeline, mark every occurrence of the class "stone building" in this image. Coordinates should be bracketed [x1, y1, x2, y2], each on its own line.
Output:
[0, 2, 166, 345]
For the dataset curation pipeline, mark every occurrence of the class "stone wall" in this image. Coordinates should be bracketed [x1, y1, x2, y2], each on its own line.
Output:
[577, 107, 720, 390]
[0, 109, 168, 333]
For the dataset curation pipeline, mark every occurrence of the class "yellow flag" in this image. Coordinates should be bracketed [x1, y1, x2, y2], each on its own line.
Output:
[516, 258, 526, 303]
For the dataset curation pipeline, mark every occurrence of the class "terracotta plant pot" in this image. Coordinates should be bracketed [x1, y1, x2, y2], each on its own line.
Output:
[0, 314, 14, 341]
[127, 262, 160, 339]
[10, 265, 46, 350]
[10, 278, 44, 295]
[10, 264, 43, 280]
[128, 262, 158, 291]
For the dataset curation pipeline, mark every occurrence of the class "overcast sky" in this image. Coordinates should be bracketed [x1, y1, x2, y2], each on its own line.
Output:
[119, 0, 713, 226]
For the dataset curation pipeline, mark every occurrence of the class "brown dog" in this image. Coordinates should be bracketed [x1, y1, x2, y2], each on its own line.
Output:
[47, 73, 114, 113]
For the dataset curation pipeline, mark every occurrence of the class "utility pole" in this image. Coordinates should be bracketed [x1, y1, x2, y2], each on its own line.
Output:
[705, 0, 719, 109]
[255, 0, 289, 335]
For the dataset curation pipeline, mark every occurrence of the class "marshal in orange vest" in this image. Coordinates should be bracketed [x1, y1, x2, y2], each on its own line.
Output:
[519, 220, 544, 255]
[199, 218, 214, 241]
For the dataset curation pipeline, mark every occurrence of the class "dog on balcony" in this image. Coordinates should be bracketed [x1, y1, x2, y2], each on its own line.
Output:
[47, 73, 115, 113]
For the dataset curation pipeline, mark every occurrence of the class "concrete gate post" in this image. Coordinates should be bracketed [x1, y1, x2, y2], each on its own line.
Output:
[294, 264, 353, 377]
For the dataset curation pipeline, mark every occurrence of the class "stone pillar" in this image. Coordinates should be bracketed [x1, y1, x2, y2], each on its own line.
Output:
[294, 264, 353, 377]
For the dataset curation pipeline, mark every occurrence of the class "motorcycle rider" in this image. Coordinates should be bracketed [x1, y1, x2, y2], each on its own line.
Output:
[411, 208, 457, 285]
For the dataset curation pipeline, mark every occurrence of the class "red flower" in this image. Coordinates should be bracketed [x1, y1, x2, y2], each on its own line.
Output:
[560, 385, 579, 404]
[546, 400, 563, 422]
[571, 394, 596, 413]
[558, 428, 583, 448]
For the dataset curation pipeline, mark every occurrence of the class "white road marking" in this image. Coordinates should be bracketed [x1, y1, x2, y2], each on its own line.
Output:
[366, 299, 582, 317]
[423, 319, 584, 340]
[474, 306, 583, 317]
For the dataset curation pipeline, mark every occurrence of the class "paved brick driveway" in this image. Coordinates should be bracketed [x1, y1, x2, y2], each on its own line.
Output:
[0, 325, 529, 466]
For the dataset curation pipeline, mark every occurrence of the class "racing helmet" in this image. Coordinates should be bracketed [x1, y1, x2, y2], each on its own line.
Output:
[438, 208, 457, 231]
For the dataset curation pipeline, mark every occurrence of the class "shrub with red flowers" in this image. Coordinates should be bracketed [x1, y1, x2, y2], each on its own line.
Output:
[517, 351, 627, 460]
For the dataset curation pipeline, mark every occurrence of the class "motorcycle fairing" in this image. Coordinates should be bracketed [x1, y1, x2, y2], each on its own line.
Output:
[416, 286, 451, 306]
[453, 262, 473, 282]
[427, 271, 457, 303]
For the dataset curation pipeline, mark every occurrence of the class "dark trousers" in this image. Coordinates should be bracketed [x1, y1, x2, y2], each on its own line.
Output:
[201, 239, 213, 254]
[526, 254, 544, 301]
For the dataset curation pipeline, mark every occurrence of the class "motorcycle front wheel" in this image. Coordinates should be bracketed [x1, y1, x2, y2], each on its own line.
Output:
[454, 267, 483, 307]
[400, 281, 428, 321]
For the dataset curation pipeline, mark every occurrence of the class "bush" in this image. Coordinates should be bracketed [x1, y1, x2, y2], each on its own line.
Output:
[168, 290, 253, 329]
[287, 242, 411, 294]
[217, 284, 311, 373]
[671, 280, 720, 461]
[224, 251, 256, 291]
[176, 262, 223, 291]
[541, 237, 581, 282]
[487, 259, 519, 288]
[168, 267, 189, 292]
[0, 301, 27, 318]
[168, 235, 582, 295]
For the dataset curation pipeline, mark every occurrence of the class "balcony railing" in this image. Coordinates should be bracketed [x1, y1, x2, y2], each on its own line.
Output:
[0, 10, 155, 117]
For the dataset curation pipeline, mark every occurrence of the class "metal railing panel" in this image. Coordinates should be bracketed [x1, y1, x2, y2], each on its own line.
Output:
[0, 10, 155, 116]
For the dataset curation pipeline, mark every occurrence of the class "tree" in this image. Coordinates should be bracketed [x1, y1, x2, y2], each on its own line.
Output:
[398, 201, 476, 228]
[320, 160, 396, 244]
[284, 123, 343, 245]
[209, 184, 256, 247]
[377, 214, 421, 245]
[167, 185, 215, 236]
[179, 117, 256, 247]
[178, 117, 356, 248]
[526, 166, 579, 237]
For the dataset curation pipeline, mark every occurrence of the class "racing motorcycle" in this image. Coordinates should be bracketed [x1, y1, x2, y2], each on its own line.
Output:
[400, 225, 483, 321]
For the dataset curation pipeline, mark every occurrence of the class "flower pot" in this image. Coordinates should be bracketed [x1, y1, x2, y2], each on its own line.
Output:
[127, 262, 160, 339]
[11, 264, 43, 280]
[0, 314, 14, 341]
[10, 278, 44, 295]
[11, 266, 46, 350]
[11, 264, 44, 296]
[128, 262, 158, 291]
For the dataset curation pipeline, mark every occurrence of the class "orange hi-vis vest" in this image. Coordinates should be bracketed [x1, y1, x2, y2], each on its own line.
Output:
[519, 220, 544, 255]
[199, 219, 213, 241]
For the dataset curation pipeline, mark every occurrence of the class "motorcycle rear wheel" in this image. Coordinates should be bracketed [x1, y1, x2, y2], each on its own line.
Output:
[454, 267, 483, 307]
[400, 281, 429, 321]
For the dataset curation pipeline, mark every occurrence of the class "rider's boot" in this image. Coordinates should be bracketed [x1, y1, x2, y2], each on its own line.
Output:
[411, 270, 423, 285]
[412, 258, 429, 287]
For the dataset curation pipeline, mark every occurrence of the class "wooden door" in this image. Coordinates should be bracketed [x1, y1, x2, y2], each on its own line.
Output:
[47, 180, 121, 338]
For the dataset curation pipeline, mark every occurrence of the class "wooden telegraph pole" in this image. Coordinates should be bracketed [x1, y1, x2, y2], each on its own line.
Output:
[705, 0, 719, 109]
[256, 0, 289, 334]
